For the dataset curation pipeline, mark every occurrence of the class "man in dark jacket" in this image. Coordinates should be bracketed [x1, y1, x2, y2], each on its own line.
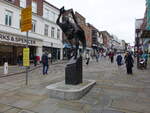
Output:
[42, 52, 49, 75]
[125, 52, 134, 74]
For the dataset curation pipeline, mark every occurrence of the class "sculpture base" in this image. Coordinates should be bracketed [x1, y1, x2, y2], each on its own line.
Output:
[65, 56, 82, 85]
[46, 80, 96, 100]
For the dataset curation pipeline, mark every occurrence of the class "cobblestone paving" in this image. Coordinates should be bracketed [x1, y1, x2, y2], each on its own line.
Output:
[0, 57, 150, 113]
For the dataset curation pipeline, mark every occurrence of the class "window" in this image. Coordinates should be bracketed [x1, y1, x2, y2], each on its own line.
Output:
[51, 27, 55, 38]
[20, 0, 26, 8]
[32, 1, 37, 13]
[6, 0, 15, 3]
[44, 24, 49, 36]
[57, 29, 60, 39]
[49, 11, 55, 22]
[31, 20, 36, 32]
[5, 10, 13, 26]
[44, 8, 49, 19]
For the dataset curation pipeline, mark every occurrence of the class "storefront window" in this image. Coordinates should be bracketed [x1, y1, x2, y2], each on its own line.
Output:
[5, 10, 12, 26]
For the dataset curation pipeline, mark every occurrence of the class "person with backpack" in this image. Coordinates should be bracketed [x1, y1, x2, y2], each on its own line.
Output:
[116, 53, 123, 67]
[41, 52, 49, 75]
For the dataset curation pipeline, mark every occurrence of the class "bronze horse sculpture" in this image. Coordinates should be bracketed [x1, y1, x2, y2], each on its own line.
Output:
[56, 7, 86, 59]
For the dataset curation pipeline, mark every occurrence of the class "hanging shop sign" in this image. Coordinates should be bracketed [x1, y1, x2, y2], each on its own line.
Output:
[0, 32, 36, 45]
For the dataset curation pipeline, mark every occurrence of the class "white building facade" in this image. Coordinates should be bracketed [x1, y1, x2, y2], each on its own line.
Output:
[0, 0, 63, 65]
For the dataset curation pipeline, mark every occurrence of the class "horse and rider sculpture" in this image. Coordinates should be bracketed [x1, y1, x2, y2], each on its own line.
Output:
[56, 7, 86, 85]
[56, 6, 86, 59]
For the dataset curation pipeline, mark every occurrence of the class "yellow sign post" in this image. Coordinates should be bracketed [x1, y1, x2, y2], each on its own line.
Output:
[21, 6, 32, 85]
[23, 48, 30, 66]
[21, 6, 32, 32]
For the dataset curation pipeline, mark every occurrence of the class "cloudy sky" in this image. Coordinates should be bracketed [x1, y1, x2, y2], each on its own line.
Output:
[46, 0, 145, 45]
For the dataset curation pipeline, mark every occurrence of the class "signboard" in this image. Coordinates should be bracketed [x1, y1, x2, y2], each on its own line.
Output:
[21, 6, 32, 32]
[0, 32, 36, 45]
[23, 48, 30, 66]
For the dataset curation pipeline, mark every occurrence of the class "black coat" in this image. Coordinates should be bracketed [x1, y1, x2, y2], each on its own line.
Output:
[125, 55, 134, 68]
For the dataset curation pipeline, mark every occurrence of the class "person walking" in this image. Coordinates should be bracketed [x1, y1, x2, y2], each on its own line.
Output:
[48, 52, 52, 64]
[116, 54, 123, 67]
[109, 51, 114, 63]
[86, 51, 90, 65]
[42, 52, 49, 75]
[142, 51, 148, 69]
[95, 51, 99, 62]
[33, 55, 37, 66]
[125, 52, 134, 74]
[103, 52, 106, 59]
[17, 53, 23, 66]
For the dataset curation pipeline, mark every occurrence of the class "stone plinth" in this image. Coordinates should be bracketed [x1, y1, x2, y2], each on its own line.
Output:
[46, 80, 96, 100]
[65, 56, 82, 85]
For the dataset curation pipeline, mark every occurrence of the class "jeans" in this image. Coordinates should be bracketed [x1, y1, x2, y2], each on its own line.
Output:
[43, 65, 49, 75]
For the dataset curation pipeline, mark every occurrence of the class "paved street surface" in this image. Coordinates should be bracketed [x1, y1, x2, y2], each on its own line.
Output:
[0, 57, 150, 113]
[0, 60, 66, 77]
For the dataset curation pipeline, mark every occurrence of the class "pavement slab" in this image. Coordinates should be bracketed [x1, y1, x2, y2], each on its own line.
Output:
[111, 98, 150, 113]
[54, 108, 84, 113]
[28, 102, 58, 113]
[18, 110, 36, 113]
[3, 108, 21, 113]
[57, 101, 84, 111]
[0, 103, 13, 112]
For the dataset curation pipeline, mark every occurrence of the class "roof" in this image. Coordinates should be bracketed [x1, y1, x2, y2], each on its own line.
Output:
[75, 12, 85, 20]
[44, 0, 59, 10]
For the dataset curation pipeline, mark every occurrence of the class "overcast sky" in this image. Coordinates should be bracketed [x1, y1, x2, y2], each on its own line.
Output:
[46, 0, 145, 45]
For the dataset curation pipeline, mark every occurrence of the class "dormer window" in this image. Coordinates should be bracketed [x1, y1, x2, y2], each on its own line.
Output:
[32, 1, 37, 13]
[20, 0, 26, 8]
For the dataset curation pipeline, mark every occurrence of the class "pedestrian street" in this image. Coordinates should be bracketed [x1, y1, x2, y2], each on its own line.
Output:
[0, 57, 150, 113]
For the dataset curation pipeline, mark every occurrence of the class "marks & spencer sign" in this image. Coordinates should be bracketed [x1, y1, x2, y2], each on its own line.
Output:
[0, 32, 36, 45]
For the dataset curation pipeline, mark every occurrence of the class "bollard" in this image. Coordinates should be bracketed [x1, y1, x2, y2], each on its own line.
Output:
[4, 62, 8, 75]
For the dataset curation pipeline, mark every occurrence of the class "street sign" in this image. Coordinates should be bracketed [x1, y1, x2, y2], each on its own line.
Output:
[23, 48, 30, 66]
[21, 6, 32, 32]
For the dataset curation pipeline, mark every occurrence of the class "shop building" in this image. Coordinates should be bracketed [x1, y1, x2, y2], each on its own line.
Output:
[0, 0, 63, 65]
[42, 1, 63, 60]
[75, 12, 92, 50]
